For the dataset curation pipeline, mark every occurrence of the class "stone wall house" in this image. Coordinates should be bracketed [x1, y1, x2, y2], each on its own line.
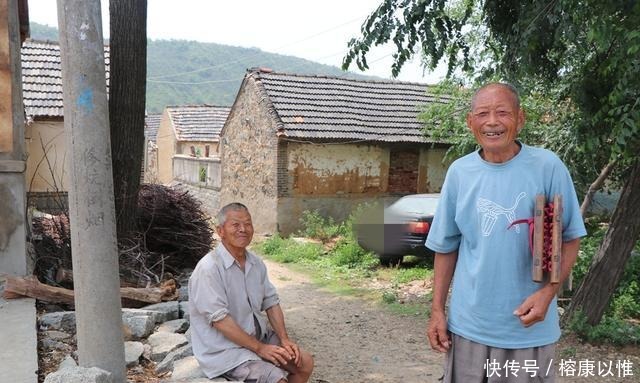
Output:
[155, 105, 230, 188]
[21, 39, 110, 211]
[220, 69, 451, 235]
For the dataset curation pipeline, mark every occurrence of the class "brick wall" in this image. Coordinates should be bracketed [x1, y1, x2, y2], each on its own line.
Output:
[388, 149, 419, 194]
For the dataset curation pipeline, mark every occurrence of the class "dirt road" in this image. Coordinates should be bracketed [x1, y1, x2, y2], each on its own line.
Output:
[265, 259, 640, 383]
[265, 259, 444, 383]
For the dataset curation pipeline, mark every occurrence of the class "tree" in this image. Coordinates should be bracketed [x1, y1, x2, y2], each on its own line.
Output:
[343, 0, 640, 325]
[109, 0, 147, 237]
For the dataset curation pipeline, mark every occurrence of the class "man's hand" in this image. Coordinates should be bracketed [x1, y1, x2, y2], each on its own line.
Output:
[513, 285, 557, 327]
[280, 338, 301, 367]
[256, 343, 293, 367]
[427, 310, 450, 353]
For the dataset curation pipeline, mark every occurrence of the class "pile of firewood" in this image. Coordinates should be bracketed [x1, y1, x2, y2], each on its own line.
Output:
[26, 184, 214, 302]
[136, 184, 213, 268]
[120, 184, 214, 285]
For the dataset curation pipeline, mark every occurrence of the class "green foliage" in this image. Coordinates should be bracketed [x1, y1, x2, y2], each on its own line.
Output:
[342, 0, 476, 78]
[330, 238, 378, 268]
[393, 267, 430, 284]
[611, 281, 640, 319]
[198, 166, 207, 183]
[381, 290, 397, 304]
[572, 224, 640, 320]
[254, 234, 323, 264]
[298, 210, 347, 242]
[569, 312, 640, 346]
[571, 225, 607, 286]
[259, 233, 287, 255]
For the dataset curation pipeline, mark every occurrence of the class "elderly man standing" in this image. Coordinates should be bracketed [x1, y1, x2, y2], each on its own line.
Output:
[189, 202, 314, 383]
[425, 83, 586, 382]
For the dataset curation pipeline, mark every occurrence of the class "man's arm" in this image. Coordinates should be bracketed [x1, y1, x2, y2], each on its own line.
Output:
[212, 315, 292, 366]
[266, 304, 300, 366]
[427, 250, 458, 353]
[514, 237, 581, 327]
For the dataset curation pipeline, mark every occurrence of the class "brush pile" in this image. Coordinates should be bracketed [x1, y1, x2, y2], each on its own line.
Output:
[30, 184, 214, 288]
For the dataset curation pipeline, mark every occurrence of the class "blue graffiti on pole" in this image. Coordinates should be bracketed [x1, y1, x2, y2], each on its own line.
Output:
[77, 88, 94, 113]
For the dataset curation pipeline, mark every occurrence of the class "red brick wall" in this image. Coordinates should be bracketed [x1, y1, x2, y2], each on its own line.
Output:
[388, 149, 418, 193]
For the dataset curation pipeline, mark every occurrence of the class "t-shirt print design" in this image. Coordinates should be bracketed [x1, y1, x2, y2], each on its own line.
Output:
[477, 192, 526, 236]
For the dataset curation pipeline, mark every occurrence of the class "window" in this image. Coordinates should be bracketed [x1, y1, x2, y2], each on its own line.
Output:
[199, 165, 207, 183]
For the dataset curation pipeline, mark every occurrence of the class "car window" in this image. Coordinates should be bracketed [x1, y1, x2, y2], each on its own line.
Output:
[391, 196, 439, 215]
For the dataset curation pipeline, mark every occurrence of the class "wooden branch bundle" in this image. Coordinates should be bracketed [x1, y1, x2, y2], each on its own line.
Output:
[136, 184, 214, 267]
[30, 184, 213, 287]
[2, 275, 177, 307]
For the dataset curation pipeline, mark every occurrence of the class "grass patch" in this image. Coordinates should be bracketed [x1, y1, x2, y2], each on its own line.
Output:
[569, 312, 640, 346]
[254, 209, 434, 317]
[392, 267, 431, 284]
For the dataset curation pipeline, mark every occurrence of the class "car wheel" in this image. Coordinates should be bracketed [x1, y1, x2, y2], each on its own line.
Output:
[379, 255, 403, 267]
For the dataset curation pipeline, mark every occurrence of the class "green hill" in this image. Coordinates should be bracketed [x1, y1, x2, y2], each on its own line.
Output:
[30, 22, 377, 113]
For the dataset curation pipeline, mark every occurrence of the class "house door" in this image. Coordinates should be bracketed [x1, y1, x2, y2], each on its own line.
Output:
[388, 149, 419, 194]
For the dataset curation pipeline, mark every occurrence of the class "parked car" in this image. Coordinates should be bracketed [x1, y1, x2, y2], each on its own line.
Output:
[355, 194, 440, 265]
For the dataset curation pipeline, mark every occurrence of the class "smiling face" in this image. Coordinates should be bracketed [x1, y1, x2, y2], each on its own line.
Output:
[467, 84, 525, 163]
[217, 208, 254, 255]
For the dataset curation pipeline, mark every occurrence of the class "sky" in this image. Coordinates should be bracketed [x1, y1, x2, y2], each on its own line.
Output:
[27, 0, 446, 84]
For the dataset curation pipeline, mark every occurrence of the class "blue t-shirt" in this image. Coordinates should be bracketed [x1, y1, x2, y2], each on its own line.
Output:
[425, 143, 587, 349]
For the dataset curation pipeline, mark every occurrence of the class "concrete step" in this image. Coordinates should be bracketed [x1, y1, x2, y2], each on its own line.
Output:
[0, 296, 39, 383]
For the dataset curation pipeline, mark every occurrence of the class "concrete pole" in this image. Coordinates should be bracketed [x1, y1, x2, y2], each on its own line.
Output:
[56, 1, 126, 381]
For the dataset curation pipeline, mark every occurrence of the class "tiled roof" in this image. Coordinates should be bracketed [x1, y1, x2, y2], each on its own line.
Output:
[144, 113, 162, 142]
[252, 70, 449, 143]
[22, 39, 110, 118]
[167, 105, 231, 142]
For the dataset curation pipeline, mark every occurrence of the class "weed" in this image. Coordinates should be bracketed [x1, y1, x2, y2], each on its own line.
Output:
[254, 235, 323, 264]
[571, 224, 640, 321]
[569, 312, 640, 346]
[330, 239, 378, 268]
[557, 346, 577, 359]
[382, 290, 397, 304]
[393, 267, 430, 284]
[298, 210, 346, 242]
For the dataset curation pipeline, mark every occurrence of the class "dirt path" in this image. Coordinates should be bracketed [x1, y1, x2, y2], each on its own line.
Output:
[265, 259, 444, 383]
[265, 259, 640, 383]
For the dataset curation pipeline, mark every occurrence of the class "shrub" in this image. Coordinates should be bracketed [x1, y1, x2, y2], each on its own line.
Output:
[330, 239, 378, 268]
[298, 210, 346, 242]
[260, 234, 286, 255]
[569, 312, 640, 346]
[571, 223, 640, 320]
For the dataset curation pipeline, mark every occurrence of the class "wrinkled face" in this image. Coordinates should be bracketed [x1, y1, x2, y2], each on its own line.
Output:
[217, 209, 254, 250]
[467, 85, 525, 160]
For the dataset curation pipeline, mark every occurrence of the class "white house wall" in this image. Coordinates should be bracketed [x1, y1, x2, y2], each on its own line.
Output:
[286, 142, 388, 195]
[24, 120, 69, 193]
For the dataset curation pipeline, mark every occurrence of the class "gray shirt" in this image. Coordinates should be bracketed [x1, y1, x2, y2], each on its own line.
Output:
[188, 244, 280, 378]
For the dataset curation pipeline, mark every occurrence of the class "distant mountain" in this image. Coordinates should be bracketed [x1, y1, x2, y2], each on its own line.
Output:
[30, 22, 378, 113]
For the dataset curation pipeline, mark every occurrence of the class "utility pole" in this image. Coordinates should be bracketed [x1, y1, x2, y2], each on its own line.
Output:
[56, 0, 126, 381]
